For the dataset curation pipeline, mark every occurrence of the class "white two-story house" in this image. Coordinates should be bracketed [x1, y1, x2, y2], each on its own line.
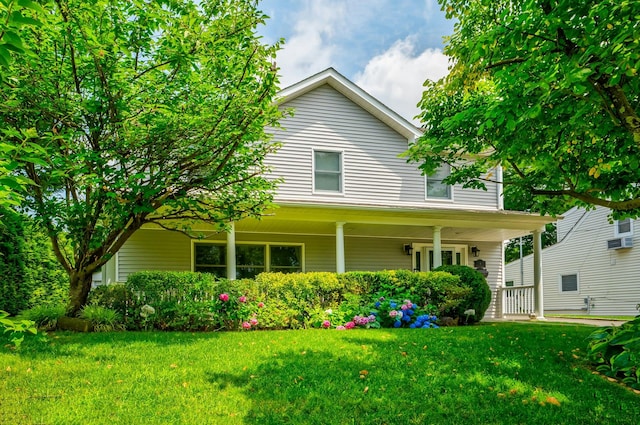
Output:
[103, 68, 552, 319]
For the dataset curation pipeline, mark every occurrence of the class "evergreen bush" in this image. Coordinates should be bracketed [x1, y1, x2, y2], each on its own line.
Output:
[434, 265, 492, 322]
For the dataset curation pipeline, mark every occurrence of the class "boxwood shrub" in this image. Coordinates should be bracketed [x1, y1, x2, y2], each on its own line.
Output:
[433, 265, 492, 323]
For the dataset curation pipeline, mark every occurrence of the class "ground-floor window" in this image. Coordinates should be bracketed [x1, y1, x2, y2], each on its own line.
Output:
[194, 243, 303, 278]
[560, 273, 578, 292]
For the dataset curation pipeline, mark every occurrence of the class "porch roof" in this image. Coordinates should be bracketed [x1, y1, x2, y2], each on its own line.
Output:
[235, 203, 556, 243]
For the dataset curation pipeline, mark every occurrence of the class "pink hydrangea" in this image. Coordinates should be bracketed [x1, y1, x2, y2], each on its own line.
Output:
[250, 318, 258, 326]
[322, 320, 331, 328]
[238, 296, 247, 303]
[257, 302, 265, 308]
[219, 293, 229, 302]
[389, 310, 398, 318]
[336, 325, 346, 330]
[401, 304, 409, 311]
[242, 322, 251, 329]
[344, 321, 355, 329]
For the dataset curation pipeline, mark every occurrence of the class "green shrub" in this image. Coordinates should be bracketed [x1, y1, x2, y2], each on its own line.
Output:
[434, 265, 491, 323]
[0, 209, 68, 314]
[80, 306, 124, 332]
[0, 310, 37, 349]
[587, 316, 640, 390]
[21, 304, 66, 330]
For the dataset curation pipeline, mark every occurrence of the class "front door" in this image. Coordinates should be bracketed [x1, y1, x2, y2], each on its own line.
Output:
[412, 244, 468, 272]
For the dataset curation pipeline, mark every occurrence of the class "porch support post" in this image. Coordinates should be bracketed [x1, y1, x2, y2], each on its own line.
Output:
[226, 222, 236, 280]
[432, 226, 442, 269]
[533, 227, 545, 319]
[336, 222, 346, 274]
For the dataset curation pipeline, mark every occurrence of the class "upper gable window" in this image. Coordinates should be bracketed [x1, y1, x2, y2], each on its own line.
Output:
[314, 150, 343, 193]
[615, 218, 633, 237]
[425, 164, 452, 200]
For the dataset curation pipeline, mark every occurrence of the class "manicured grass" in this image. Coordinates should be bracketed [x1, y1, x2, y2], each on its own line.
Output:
[1, 323, 639, 424]
[547, 314, 635, 321]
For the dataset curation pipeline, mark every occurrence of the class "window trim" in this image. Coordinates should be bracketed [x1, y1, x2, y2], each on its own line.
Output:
[424, 164, 454, 201]
[559, 273, 579, 293]
[614, 218, 633, 237]
[312, 148, 344, 195]
[192, 241, 305, 276]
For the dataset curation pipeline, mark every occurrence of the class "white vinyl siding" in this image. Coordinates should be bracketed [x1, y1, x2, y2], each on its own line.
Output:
[506, 206, 640, 315]
[266, 85, 499, 210]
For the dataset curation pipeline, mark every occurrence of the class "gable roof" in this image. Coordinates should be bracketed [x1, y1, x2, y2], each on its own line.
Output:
[277, 68, 422, 142]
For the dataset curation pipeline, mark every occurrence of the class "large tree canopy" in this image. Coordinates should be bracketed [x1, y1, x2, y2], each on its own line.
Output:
[0, 0, 283, 313]
[407, 0, 640, 218]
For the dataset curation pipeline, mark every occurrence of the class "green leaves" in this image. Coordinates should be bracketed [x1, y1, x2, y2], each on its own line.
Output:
[408, 0, 640, 217]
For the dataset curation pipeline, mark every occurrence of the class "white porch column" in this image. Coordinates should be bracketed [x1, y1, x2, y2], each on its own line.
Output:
[533, 227, 545, 319]
[226, 222, 236, 280]
[336, 222, 346, 273]
[432, 226, 442, 269]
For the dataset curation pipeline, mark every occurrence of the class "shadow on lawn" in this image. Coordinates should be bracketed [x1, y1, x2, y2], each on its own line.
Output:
[8, 329, 223, 360]
[204, 325, 640, 425]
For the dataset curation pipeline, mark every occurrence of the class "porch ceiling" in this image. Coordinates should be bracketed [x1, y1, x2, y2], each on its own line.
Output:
[234, 203, 555, 242]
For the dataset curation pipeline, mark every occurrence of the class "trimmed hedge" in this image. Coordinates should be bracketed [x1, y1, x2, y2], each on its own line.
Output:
[434, 265, 492, 323]
[89, 269, 473, 331]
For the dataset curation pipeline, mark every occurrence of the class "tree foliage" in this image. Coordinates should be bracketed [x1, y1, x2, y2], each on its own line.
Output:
[407, 0, 640, 218]
[0, 0, 284, 314]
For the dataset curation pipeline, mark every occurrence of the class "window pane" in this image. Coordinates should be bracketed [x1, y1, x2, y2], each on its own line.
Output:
[427, 181, 451, 199]
[195, 244, 225, 265]
[315, 151, 340, 172]
[315, 173, 341, 191]
[271, 246, 301, 268]
[618, 219, 631, 234]
[426, 164, 452, 199]
[195, 266, 226, 278]
[236, 267, 264, 279]
[561, 274, 578, 292]
[236, 245, 265, 266]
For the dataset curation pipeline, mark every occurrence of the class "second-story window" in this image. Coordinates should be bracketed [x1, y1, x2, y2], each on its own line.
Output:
[314, 150, 343, 193]
[425, 164, 452, 200]
[615, 218, 633, 237]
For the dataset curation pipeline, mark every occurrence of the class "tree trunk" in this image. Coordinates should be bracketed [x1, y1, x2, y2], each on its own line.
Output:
[68, 271, 93, 316]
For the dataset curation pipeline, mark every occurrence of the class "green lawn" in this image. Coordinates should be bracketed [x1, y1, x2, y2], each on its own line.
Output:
[1, 323, 638, 424]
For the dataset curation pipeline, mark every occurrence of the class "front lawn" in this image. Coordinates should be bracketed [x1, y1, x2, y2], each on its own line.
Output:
[1, 323, 638, 424]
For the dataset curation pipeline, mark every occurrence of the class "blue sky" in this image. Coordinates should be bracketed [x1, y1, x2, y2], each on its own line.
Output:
[258, 0, 455, 123]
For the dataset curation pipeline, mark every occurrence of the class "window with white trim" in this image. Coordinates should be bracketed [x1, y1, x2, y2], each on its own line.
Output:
[194, 243, 303, 278]
[615, 218, 633, 237]
[560, 274, 578, 292]
[425, 164, 452, 200]
[314, 150, 342, 192]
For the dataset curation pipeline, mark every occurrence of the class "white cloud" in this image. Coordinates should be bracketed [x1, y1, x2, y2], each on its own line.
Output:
[354, 37, 450, 123]
[275, 0, 346, 87]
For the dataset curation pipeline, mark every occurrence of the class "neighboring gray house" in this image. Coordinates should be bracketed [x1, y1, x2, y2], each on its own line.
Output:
[505, 205, 639, 316]
[103, 68, 552, 319]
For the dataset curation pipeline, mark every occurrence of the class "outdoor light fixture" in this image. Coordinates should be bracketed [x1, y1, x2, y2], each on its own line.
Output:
[403, 244, 413, 256]
[471, 246, 480, 257]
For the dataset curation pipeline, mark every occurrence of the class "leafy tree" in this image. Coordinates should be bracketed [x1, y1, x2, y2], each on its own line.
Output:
[0, 0, 283, 314]
[407, 0, 640, 219]
[0, 0, 47, 209]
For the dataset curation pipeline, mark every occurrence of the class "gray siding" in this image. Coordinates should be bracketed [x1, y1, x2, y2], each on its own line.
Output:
[266, 85, 499, 210]
[506, 206, 640, 316]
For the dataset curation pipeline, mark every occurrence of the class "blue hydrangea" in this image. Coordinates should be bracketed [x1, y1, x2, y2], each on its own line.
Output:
[421, 324, 431, 329]
[374, 302, 381, 308]
[401, 314, 411, 322]
[431, 324, 440, 328]
[409, 323, 417, 329]
[390, 302, 397, 308]
[393, 321, 402, 328]
[405, 309, 414, 316]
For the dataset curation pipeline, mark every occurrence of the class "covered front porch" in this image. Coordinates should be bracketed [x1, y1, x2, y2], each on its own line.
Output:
[104, 203, 553, 319]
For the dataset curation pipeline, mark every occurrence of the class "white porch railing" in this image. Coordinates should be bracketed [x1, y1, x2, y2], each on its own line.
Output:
[501, 285, 535, 316]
